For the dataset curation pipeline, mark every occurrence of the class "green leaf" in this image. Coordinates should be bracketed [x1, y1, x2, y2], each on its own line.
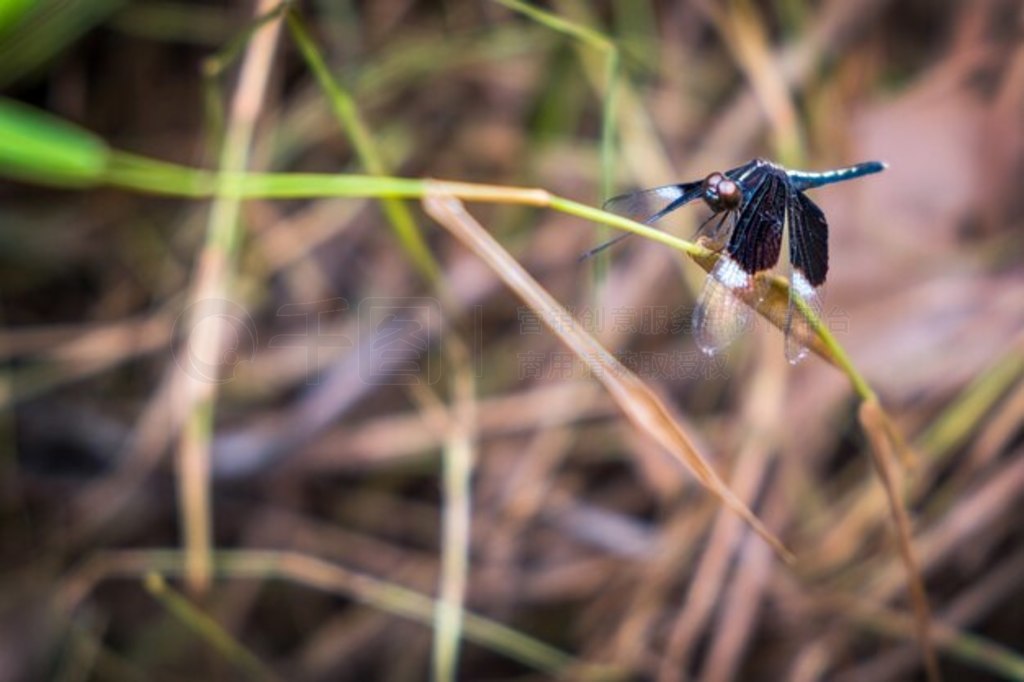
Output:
[0, 0, 36, 36]
[0, 97, 109, 186]
[0, 0, 126, 88]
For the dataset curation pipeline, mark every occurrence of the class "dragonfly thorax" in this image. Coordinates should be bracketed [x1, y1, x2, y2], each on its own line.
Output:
[701, 172, 741, 213]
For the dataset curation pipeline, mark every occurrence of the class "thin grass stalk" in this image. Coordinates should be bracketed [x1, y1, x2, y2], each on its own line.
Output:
[433, 359, 477, 682]
[60, 550, 610, 678]
[823, 585, 1024, 682]
[601, 48, 620, 203]
[709, 0, 804, 165]
[203, 2, 288, 79]
[860, 399, 942, 682]
[595, 47, 620, 286]
[285, 9, 441, 283]
[98, 151, 882, 400]
[791, 292, 875, 401]
[53, 612, 108, 682]
[177, 0, 283, 595]
[143, 573, 280, 681]
[916, 341, 1024, 460]
[806, 445, 1024, 679]
[495, 0, 615, 52]
[495, 0, 621, 282]
[283, 21, 481, 677]
[659, 344, 786, 679]
[707, 7, 937, 672]
[423, 189, 794, 563]
[199, 2, 290, 154]
[0, 99, 885, 423]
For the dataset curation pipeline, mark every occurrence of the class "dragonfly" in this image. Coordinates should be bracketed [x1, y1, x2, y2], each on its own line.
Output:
[599, 158, 887, 364]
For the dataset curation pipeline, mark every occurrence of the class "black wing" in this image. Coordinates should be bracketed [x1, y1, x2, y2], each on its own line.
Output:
[602, 180, 704, 225]
[788, 190, 829, 287]
[724, 168, 786, 275]
[783, 189, 828, 363]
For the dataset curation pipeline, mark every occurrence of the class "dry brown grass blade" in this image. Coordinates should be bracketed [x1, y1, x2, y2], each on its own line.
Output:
[859, 398, 942, 682]
[659, 334, 787, 679]
[176, 0, 284, 595]
[422, 187, 794, 564]
[700, 0, 802, 162]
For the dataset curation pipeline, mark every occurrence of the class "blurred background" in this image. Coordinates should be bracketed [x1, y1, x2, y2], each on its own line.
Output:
[1, 0, 1023, 680]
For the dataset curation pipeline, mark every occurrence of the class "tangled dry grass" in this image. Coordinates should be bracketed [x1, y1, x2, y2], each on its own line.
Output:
[1, 1, 1022, 680]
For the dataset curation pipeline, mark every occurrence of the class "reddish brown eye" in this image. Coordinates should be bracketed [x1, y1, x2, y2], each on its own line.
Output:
[718, 179, 740, 208]
[703, 172, 725, 190]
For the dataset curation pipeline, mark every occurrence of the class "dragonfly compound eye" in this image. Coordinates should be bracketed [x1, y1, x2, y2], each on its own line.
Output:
[703, 172, 725, 190]
[701, 172, 731, 211]
[717, 179, 741, 209]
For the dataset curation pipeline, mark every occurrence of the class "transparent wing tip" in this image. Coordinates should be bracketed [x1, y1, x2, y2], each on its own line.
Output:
[785, 345, 810, 365]
[697, 342, 720, 357]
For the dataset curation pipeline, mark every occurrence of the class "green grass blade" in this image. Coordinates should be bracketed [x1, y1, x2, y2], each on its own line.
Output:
[0, 0, 126, 88]
[0, 113, 878, 406]
[0, 0, 35, 35]
[495, 0, 613, 51]
[494, 0, 621, 284]
[144, 573, 280, 681]
[285, 10, 440, 283]
[0, 97, 109, 185]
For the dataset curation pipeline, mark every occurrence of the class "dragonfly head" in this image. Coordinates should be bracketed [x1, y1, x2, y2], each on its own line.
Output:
[701, 172, 742, 213]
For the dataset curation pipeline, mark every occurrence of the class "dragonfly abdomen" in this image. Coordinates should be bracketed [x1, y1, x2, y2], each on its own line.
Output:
[786, 161, 887, 191]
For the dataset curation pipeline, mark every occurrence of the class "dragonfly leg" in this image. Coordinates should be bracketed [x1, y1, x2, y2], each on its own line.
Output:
[577, 232, 634, 262]
[694, 210, 734, 250]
